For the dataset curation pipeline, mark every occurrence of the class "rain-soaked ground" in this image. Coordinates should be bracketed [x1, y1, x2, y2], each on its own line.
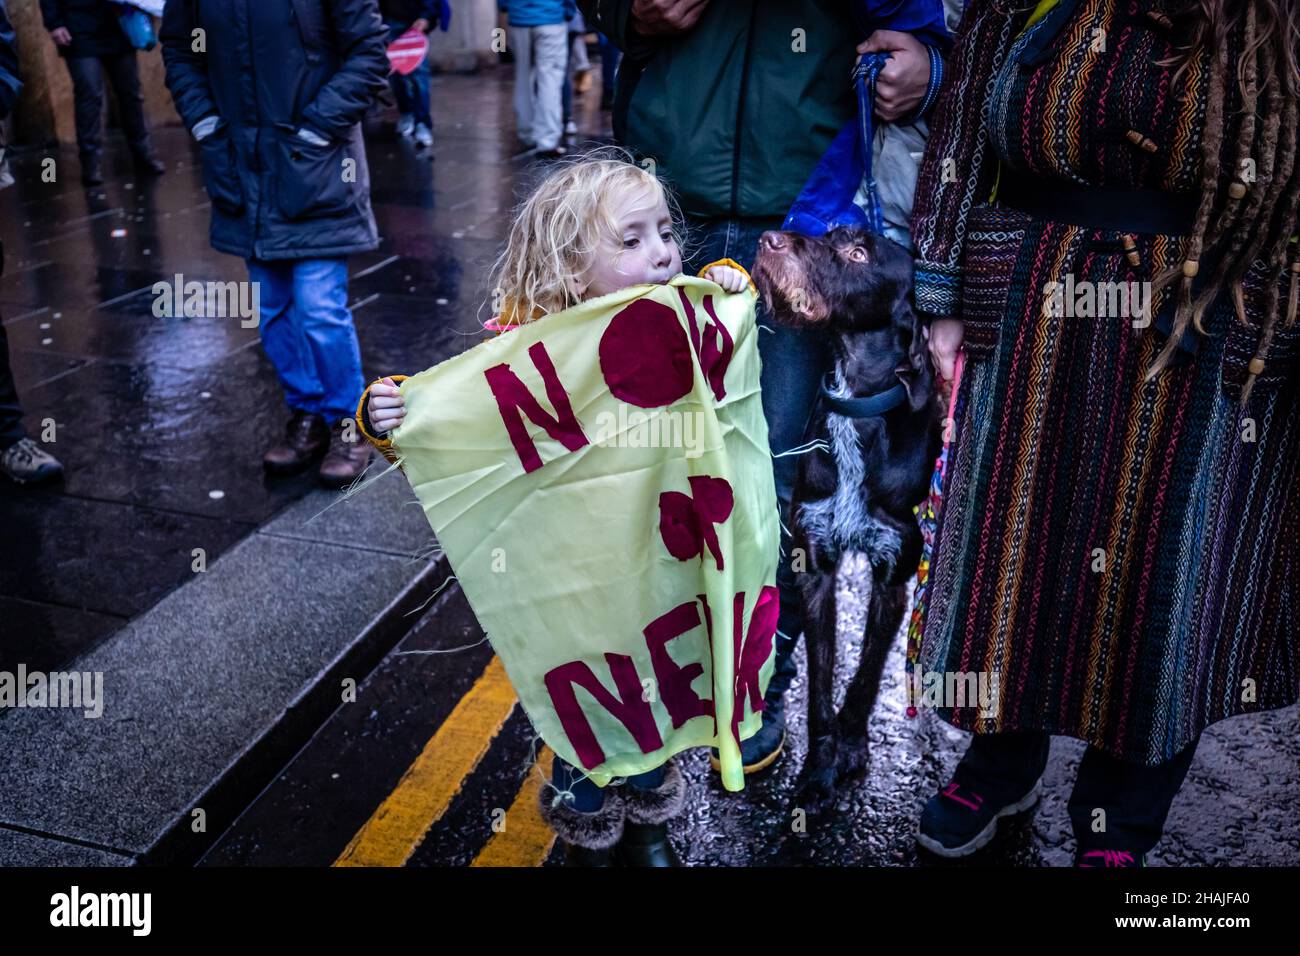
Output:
[674, 556, 1300, 867]
[203, 546, 1299, 868]
[2, 61, 1295, 868]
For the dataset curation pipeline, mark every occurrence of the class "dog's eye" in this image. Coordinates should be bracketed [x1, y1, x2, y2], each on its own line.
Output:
[847, 246, 868, 263]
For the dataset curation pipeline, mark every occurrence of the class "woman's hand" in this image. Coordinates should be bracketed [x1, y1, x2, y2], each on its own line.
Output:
[630, 0, 711, 36]
[927, 317, 964, 382]
[368, 377, 407, 434]
[704, 264, 749, 293]
[858, 30, 931, 122]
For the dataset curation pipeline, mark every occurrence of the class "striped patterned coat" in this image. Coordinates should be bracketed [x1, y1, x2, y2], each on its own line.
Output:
[910, 0, 1300, 764]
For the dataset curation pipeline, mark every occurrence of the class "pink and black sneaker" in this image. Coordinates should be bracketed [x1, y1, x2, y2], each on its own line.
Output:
[1076, 849, 1144, 867]
[916, 776, 1043, 858]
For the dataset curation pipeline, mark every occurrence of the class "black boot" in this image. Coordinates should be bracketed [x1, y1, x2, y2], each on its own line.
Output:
[617, 761, 686, 867]
[80, 151, 104, 186]
[538, 786, 624, 867]
[133, 150, 165, 177]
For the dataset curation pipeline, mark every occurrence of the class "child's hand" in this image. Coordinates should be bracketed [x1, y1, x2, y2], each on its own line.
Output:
[368, 377, 407, 434]
[704, 264, 750, 293]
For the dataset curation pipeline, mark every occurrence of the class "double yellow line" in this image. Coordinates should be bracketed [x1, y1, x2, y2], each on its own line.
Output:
[333, 654, 556, 867]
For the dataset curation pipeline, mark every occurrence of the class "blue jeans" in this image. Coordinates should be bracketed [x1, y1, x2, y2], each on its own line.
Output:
[385, 21, 433, 128]
[683, 215, 831, 702]
[551, 755, 664, 812]
[246, 257, 364, 424]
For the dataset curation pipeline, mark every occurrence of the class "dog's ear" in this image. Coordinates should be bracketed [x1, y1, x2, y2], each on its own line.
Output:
[894, 299, 933, 412]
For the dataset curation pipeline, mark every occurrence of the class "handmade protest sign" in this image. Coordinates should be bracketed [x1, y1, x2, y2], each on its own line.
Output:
[387, 275, 779, 790]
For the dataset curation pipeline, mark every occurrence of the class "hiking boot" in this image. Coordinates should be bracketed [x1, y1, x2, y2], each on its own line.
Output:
[710, 691, 786, 775]
[916, 776, 1043, 858]
[0, 437, 64, 485]
[263, 410, 330, 475]
[1076, 849, 1144, 867]
[317, 421, 372, 488]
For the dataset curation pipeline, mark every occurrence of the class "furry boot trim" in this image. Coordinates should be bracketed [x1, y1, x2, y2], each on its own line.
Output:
[538, 786, 625, 850]
[620, 760, 687, 825]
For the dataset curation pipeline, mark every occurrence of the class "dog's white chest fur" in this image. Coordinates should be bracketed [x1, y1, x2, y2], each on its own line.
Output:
[796, 370, 904, 579]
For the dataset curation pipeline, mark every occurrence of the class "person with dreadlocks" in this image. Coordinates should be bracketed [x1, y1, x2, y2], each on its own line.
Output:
[908, 0, 1300, 866]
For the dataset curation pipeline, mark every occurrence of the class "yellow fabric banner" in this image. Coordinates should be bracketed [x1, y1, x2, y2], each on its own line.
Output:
[388, 275, 779, 790]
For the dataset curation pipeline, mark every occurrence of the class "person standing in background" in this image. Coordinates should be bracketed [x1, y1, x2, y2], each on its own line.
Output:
[501, 0, 576, 158]
[160, 0, 389, 488]
[584, 0, 943, 774]
[38, 0, 164, 186]
[0, 0, 64, 485]
[379, 0, 442, 150]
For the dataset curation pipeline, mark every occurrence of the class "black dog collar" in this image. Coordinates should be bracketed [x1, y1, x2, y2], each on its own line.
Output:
[819, 374, 908, 419]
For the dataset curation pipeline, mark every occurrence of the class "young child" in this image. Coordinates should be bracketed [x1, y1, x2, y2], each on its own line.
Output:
[357, 153, 751, 866]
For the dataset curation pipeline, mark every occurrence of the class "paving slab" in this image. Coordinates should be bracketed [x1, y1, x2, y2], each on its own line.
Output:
[0, 532, 435, 860]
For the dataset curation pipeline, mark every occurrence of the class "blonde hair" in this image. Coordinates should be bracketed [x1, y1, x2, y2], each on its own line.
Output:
[484, 146, 686, 328]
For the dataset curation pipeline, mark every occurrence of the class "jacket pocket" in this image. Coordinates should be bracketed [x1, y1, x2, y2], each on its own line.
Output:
[199, 127, 245, 217]
[957, 203, 1030, 360]
[274, 129, 352, 221]
[1220, 260, 1300, 401]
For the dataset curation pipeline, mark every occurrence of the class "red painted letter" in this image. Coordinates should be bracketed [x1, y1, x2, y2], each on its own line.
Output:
[544, 654, 663, 769]
[484, 341, 588, 473]
[643, 600, 714, 729]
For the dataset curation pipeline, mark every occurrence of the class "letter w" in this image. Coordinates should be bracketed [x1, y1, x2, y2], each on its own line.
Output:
[483, 341, 589, 472]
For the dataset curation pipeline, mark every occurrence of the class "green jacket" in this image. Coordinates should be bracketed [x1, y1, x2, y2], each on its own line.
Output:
[582, 1, 858, 221]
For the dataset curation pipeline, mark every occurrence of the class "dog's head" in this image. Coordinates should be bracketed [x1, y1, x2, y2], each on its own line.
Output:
[752, 226, 932, 410]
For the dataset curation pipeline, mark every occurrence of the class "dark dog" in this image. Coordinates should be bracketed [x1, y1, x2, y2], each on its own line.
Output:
[752, 226, 941, 812]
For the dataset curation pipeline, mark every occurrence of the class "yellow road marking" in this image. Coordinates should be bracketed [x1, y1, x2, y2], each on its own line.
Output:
[470, 746, 557, 867]
[334, 655, 517, 867]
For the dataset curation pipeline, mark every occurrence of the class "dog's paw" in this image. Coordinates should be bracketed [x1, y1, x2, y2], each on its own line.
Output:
[793, 734, 840, 816]
[793, 766, 838, 817]
[833, 735, 871, 785]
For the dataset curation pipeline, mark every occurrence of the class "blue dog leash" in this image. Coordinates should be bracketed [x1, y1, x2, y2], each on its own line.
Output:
[854, 47, 945, 236]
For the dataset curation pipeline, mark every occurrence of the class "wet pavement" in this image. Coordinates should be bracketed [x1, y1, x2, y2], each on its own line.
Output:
[205, 552, 1299, 867]
[0, 65, 584, 677]
[3, 63, 1297, 868]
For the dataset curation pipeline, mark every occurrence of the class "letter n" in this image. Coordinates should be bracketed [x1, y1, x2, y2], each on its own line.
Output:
[544, 655, 664, 769]
[483, 341, 589, 472]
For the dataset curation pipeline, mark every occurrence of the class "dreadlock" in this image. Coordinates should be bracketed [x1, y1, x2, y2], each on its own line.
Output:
[1145, 0, 1300, 405]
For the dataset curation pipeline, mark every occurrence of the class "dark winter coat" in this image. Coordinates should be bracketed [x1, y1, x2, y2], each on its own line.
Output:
[38, 0, 133, 60]
[160, 0, 389, 261]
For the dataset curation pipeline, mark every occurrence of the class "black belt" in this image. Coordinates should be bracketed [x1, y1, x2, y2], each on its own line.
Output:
[998, 175, 1198, 236]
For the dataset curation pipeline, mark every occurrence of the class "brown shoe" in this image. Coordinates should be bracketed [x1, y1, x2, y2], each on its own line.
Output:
[318, 421, 373, 488]
[263, 410, 330, 474]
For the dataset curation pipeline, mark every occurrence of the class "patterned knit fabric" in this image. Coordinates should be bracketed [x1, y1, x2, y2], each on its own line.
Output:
[910, 0, 1300, 764]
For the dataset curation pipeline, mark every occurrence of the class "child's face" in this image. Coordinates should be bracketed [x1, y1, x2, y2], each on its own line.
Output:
[580, 184, 683, 300]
